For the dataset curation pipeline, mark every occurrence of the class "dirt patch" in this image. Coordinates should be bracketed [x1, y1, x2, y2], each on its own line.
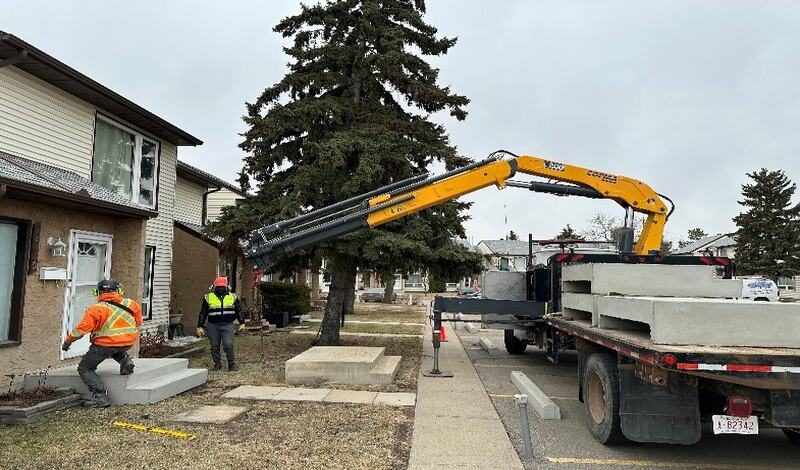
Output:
[139, 344, 201, 358]
[0, 388, 64, 407]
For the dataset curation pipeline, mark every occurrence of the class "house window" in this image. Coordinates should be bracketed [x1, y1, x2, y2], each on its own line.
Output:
[777, 276, 795, 291]
[0, 218, 28, 344]
[499, 257, 510, 271]
[406, 273, 424, 288]
[142, 246, 155, 320]
[93, 116, 159, 208]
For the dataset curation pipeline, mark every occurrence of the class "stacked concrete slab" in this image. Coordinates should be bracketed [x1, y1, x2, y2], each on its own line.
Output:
[560, 263, 800, 347]
[285, 346, 401, 385]
[26, 358, 208, 405]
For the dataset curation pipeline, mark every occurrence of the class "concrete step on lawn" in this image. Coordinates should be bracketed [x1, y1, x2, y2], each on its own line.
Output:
[286, 346, 402, 385]
[26, 358, 207, 405]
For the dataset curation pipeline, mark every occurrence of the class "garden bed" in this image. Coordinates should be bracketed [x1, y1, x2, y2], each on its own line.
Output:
[0, 388, 82, 425]
[140, 343, 205, 358]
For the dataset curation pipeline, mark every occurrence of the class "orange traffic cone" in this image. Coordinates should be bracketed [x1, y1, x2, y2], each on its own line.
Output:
[439, 325, 448, 342]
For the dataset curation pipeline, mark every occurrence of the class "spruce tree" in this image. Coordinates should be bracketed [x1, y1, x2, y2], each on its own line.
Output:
[733, 169, 800, 280]
[555, 224, 579, 240]
[210, 0, 476, 345]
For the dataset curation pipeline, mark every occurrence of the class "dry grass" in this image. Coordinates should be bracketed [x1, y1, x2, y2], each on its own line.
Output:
[0, 328, 422, 470]
[340, 322, 424, 336]
[311, 302, 429, 324]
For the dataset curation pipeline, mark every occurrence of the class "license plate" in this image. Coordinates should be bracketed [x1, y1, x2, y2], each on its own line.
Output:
[712, 415, 759, 435]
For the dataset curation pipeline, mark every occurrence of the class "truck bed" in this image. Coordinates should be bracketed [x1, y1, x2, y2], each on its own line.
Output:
[546, 314, 800, 389]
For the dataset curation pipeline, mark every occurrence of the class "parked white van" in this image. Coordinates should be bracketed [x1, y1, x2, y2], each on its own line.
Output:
[740, 277, 780, 302]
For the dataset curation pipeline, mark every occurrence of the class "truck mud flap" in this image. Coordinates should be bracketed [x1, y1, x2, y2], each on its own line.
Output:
[768, 390, 800, 427]
[619, 365, 701, 444]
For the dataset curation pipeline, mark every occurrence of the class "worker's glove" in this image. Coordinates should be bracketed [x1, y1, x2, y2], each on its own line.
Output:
[196, 327, 205, 338]
[238, 323, 246, 333]
[61, 341, 71, 351]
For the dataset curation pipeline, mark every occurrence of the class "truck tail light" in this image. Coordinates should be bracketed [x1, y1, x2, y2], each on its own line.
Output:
[727, 395, 752, 417]
[661, 354, 678, 368]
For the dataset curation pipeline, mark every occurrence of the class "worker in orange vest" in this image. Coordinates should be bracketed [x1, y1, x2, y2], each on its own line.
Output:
[61, 279, 143, 408]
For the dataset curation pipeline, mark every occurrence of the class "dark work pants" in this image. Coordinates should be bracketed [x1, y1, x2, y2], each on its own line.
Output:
[77, 344, 134, 393]
[206, 322, 235, 365]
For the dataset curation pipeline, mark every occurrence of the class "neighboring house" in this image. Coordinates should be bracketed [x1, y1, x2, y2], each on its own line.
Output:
[172, 161, 254, 328]
[0, 32, 201, 379]
[672, 234, 737, 258]
[206, 187, 246, 223]
[477, 239, 531, 272]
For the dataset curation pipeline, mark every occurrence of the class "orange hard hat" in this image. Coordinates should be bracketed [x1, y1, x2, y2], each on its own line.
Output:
[213, 276, 229, 287]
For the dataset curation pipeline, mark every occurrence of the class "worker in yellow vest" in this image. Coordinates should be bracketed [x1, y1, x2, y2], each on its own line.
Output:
[196, 277, 245, 371]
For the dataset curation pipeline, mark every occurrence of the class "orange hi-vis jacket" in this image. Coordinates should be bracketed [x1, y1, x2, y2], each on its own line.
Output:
[67, 292, 143, 347]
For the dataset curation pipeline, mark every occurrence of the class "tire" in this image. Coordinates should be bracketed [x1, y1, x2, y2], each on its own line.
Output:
[504, 329, 527, 354]
[783, 428, 800, 446]
[582, 353, 626, 445]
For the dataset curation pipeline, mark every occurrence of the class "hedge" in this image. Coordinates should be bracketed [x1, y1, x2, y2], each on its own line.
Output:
[259, 282, 311, 317]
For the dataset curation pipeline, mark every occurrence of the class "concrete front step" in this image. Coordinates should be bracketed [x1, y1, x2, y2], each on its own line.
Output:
[286, 346, 401, 385]
[26, 358, 207, 404]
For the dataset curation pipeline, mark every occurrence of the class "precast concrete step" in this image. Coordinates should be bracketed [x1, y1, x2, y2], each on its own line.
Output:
[562, 263, 742, 298]
[368, 355, 402, 385]
[126, 368, 208, 405]
[286, 346, 401, 385]
[25, 358, 207, 404]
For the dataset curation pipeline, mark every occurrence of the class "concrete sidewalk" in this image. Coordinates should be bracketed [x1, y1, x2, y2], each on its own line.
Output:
[408, 325, 524, 469]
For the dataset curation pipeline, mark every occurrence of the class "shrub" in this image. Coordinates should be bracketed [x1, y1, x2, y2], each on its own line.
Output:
[260, 282, 311, 318]
[428, 277, 446, 293]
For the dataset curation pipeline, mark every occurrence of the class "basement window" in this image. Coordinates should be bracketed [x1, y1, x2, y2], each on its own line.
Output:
[92, 116, 160, 209]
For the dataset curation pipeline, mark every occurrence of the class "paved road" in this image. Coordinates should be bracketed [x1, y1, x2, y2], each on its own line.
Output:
[455, 325, 800, 470]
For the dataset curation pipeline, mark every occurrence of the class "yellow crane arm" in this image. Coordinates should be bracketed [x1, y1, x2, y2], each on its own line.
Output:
[246, 151, 670, 269]
[366, 154, 668, 255]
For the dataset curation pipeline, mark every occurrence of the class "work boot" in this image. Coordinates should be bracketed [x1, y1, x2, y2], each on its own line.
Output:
[227, 362, 238, 372]
[211, 363, 222, 371]
[120, 361, 135, 376]
[84, 391, 112, 408]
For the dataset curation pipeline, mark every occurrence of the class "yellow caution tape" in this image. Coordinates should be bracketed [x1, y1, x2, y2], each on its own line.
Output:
[111, 420, 197, 440]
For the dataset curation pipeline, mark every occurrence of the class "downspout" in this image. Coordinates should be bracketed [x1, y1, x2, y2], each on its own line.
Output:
[201, 185, 222, 226]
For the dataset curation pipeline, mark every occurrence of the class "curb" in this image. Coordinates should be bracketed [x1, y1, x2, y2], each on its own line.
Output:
[510, 370, 561, 420]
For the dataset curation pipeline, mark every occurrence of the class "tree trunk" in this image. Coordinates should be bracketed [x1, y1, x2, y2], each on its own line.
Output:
[342, 267, 356, 323]
[381, 270, 395, 304]
[319, 256, 353, 346]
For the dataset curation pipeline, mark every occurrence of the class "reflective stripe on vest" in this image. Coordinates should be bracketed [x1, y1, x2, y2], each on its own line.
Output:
[205, 292, 237, 316]
[92, 299, 137, 338]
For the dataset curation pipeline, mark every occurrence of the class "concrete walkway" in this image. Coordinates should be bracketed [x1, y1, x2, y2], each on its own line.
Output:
[289, 330, 423, 338]
[222, 385, 416, 407]
[408, 325, 524, 469]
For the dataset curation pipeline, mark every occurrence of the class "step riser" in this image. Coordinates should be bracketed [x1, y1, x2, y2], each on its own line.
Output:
[124, 370, 208, 405]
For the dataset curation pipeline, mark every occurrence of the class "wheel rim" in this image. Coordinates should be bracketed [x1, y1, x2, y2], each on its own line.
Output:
[587, 371, 606, 424]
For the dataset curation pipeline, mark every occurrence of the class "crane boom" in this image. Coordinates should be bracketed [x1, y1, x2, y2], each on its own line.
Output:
[245, 151, 669, 269]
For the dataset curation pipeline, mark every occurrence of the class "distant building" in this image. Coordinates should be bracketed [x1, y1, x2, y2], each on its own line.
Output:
[672, 234, 737, 258]
[476, 239, 531, 271]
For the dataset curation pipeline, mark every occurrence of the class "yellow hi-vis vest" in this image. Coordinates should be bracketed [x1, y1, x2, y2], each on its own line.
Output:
[205, 292, 237, 317]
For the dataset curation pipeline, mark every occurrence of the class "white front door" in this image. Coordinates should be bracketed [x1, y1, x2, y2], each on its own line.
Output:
[61, 231, 113, 359]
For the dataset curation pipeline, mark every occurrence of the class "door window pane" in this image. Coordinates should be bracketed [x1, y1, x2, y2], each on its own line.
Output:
[139, 140, 157, 206]
[0, 222, 18, 341]
[93, 119, 135, 200]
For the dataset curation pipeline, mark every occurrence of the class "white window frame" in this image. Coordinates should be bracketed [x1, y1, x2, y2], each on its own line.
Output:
[94, 114, 160, 209]
[142, 245, 156, 320]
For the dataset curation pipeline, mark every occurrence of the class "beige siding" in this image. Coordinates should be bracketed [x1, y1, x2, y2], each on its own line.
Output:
[206, 187, 243, 222]
[0, 66, 96, 176]
[143, 142, 178, 331]
[175, 176, 206, 225]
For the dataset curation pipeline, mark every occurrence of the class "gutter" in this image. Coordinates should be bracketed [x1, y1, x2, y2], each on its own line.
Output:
[201, 186, 222, 226]
[0, 177, 157, 219]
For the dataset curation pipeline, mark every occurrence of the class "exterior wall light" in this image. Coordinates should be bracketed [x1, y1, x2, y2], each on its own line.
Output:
[47, 237, 67, 257]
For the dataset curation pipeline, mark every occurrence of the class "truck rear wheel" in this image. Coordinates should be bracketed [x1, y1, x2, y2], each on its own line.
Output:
[504, 329, 527, 354]
[783, 428, 800, 447]
[583, 354, 626, 445]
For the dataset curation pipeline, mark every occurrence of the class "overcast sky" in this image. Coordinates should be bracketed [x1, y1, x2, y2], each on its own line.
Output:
[5, 0, 800, 244]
